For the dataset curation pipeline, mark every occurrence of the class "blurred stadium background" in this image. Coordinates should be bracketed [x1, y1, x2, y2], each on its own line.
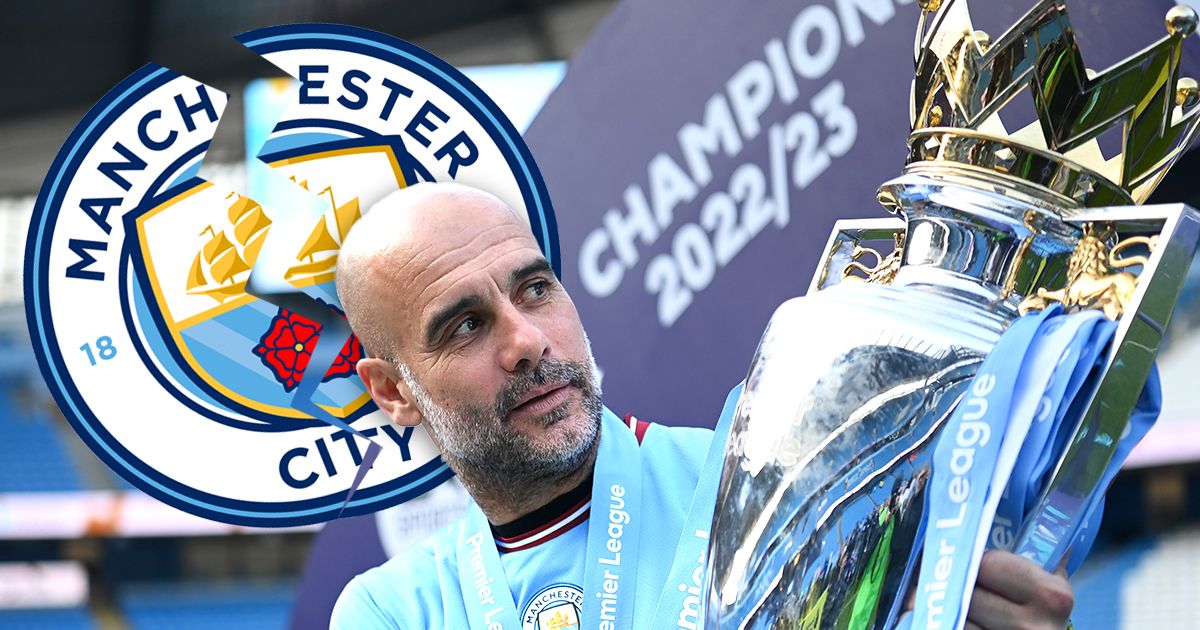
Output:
[3, 1, 1200, 629]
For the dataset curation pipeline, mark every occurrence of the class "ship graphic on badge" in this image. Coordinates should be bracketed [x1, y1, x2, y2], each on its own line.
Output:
[127, 138, 416, 428]
[186, 192, 268, 302]
[538, 605, 581, 630]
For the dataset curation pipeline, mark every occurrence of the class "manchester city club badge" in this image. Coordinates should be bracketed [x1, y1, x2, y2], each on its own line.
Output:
[521, 584, 583, 630]
[25, 24, 558, 526]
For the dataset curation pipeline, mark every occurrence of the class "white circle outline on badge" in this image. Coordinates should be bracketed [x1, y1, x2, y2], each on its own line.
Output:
[26, 25, 559, 526]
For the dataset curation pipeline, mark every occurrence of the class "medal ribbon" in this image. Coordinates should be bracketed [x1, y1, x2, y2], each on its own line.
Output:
[581, 408, 644, 629]
[458, 506, 522, 630]
[456, 408, 643, 630]
[1016, 365, 1160, 573]
[980, 309, 1160, 575]
[649, 383, 745, 629]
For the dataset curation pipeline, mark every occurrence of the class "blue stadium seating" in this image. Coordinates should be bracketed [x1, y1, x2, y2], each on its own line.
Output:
[0, 607, 98, 630]
[120, 582, 296, 630]
[0, 387, 86, 492]
[1072, 539, 1157, 629]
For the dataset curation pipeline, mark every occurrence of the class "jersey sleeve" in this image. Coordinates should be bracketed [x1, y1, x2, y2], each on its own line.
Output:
[330, 574, 396, 629]
[329, 537, 453, 629]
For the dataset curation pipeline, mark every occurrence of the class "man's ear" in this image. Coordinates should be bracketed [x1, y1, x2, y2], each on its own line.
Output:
[357, 357, 423, 427]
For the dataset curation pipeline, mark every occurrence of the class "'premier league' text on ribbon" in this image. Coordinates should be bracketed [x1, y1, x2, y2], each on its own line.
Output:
[925, 371, 995, 628]
[464, 531, 507, 630]
[596, 483, 630, 630]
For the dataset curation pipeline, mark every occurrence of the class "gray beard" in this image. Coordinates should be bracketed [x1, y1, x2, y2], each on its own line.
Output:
[400, 352, 604, 510]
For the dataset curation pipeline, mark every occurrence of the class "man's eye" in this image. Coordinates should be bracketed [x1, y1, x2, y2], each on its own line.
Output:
[452, 317, 482, 337]
[523, 280, 550, 300]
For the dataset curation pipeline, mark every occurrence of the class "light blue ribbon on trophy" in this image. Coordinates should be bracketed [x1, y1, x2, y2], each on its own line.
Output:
[982, 310, 1160, 575]
[1030, 366, 1160, 574]
[1023, 317, 1117, 510]
[988, 311, 1111, 554]
[581, 407, 644, 630]
[455, 408, 643, 630]
[910, 306, 1164, 630]
[1005, 317, 1118, 572]
[649, 382, 744, 629]
[910, 307, 1054, 630]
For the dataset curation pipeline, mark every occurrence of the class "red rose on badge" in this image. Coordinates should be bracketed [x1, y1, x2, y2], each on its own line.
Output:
[326, 333, 364, 380]
[254, 309, 320, 392]
[254, 309, 365, 391]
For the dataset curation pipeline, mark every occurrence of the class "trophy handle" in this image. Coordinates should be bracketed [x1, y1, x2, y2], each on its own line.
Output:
[1014, 202, 1200, 569]
[808, 218, 906, 294]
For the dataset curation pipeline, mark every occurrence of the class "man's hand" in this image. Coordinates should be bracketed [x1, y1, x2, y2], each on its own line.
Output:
[965, 550, 1074, 630]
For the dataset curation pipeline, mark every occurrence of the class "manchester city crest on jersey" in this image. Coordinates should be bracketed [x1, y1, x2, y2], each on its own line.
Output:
[521, 584, 583, 630]
[26, 24, 558, 526]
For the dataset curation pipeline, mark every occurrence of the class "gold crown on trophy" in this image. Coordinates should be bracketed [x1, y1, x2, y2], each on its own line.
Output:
[906, 0, 1200, 208]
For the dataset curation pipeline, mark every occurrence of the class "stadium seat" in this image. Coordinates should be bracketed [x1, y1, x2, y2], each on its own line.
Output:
[119, 581, 296, 630]
[0, 387, 86, 492]
[0, 606, 98, 630]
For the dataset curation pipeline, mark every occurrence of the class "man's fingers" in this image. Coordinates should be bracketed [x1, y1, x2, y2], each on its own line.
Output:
[975, 550, 1039, 603]
[973, 550, 1075, 626]
[966, 584, 1025, 629]
[976, 551, 1069, 605]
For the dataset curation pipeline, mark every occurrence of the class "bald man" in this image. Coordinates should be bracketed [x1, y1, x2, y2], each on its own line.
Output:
[330, 183, 1075, 629]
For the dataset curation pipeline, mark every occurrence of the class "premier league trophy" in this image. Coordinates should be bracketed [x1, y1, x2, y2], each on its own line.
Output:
[704, 1, 1200, 628]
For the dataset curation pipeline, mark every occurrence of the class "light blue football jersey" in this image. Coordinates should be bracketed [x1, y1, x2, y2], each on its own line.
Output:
[331, 413, 714, 629]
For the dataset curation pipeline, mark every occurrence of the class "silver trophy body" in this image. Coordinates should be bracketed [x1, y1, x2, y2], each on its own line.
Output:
[703, 169, 1200, 628]
[706, 172, 1059, 628]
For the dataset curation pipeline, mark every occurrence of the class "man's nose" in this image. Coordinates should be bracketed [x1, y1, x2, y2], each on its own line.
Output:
[496, 304, 550, 373]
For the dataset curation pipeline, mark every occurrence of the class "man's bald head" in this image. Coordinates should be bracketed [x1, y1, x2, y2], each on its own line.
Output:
[337, 182, 599, 512]
[335, 182, 534, 361]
